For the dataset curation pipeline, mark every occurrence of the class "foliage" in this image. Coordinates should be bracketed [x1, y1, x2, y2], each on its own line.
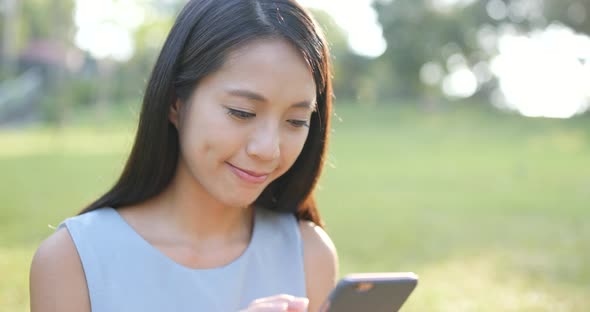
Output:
[373, 0, 590, 101]
[301, 9, 373, 104]
[18, 0, 75, 47]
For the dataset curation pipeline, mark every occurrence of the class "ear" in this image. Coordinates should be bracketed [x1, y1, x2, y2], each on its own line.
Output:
[169, 99, 182, 128]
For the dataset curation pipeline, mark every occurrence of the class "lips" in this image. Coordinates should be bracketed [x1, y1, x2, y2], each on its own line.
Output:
[226, 162, 271, 184]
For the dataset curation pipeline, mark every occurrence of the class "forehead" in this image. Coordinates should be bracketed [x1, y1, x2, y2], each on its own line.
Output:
[204, 38, 317, 101]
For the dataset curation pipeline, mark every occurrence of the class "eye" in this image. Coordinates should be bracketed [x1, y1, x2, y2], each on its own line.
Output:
[287, 119, 310, 128]
[227, 108, 255, 120]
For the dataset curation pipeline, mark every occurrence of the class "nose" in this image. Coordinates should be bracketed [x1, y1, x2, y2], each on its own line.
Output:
[246, 121, 280, 161]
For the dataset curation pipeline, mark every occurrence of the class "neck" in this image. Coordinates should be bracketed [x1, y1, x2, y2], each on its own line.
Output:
[146, 158, 254, 245]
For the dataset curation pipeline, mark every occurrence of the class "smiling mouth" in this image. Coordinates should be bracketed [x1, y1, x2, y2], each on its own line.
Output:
[226, 162, 271, 184]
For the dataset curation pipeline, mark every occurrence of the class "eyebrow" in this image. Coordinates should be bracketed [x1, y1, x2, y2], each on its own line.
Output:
[227, 88, 316, 110]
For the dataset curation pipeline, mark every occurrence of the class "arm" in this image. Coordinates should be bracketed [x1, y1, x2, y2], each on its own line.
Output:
[30, 228, 91, 312]
[299, 221, 339, 312]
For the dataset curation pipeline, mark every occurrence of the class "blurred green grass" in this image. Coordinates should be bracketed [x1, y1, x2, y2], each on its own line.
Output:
[1, 104, 589, 311]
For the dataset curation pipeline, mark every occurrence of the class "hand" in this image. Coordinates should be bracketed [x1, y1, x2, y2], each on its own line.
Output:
[240, 294, 309, 312]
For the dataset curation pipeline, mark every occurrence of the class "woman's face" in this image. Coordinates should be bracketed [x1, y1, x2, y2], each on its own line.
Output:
[174, 38, 316, 208]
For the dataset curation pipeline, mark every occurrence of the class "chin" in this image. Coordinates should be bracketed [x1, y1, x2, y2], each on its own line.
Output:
[218, 192, 262, 209]
[229, 182, 276, 208]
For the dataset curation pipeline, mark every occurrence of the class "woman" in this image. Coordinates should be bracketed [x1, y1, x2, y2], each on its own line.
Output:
[30, 0, 338, 311]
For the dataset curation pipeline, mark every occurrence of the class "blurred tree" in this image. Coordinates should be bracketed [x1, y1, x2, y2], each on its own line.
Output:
[50, 0, 76, 125]
[544, 1, 590, 34]
[1, 0, 20, 75]
[19, 0, 75, 45]
[77, 0, 180, 120]
[113, 3, 177, 111]
[309, 8, 373, 105]
[373, 0, 495, 102]
[373, 0, 589, 104]
[1, 0, 75, 74]
[9, 0, 76, 125]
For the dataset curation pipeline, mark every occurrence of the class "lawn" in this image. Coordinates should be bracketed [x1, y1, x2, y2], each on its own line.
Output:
[1, 104, 589, 311]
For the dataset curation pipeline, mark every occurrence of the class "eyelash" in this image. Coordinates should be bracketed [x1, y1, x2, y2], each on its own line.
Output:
[226, 108, 255, 119]
[287, 119, 310, 128]
[226, 108, 309, 128]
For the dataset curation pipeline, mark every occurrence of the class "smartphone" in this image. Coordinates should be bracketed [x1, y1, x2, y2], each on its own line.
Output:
[322, 272, 418, 312]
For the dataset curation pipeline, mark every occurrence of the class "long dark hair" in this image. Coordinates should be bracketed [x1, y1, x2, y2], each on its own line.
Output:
[80, 0, 332, 226]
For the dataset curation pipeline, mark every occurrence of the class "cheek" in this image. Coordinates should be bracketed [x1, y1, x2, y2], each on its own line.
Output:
[179, 111, 228, 163]
[280, 130, 310, 170]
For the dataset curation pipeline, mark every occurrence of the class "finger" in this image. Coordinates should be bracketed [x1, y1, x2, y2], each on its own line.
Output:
[287, 297, 309, 312]
[251, 294, 296, 305]
[247, 295, 309, 312]
[245, 302, 289, 312]
[319, 300, 331, 312]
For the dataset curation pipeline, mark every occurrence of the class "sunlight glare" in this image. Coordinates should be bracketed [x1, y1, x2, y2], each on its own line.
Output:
[74, 0, 144, 61]
[298, 0, 386, 58]
[491, 23, 590, 118]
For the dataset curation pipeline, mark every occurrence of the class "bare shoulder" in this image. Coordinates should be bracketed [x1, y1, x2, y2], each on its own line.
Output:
[299, 221, 338, 267]
[30, 227, 90, 312]
[299, 220, 339, 312]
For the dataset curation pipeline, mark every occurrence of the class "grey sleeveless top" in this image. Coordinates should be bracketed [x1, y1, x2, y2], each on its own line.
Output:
[57, 207, 306, 312]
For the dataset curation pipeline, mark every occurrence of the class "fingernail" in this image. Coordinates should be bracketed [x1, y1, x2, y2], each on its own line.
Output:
[289, 297, 309, 309]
